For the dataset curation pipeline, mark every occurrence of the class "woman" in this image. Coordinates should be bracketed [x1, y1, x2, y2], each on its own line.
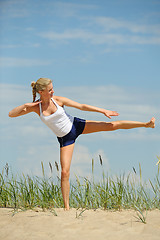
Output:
[9, 78, 155, 210]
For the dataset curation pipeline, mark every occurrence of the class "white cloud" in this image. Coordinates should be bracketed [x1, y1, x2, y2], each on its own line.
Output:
[100, 129, 160, 141]
[38, 28, 160, 46]
[71, 145, 110, 180]
[0, 0, 29, 18]
[0, 43, 41, 49]
[0, 0, 97, 20]
[16, 143, 60, 177]
[0, 44, 22, 49]
[38, 29, 93, 41]
[51, 1, 97, 18]
[37, 14, 160, 46]
[94, 17, 160, 35]
[0, 57, 52, 67]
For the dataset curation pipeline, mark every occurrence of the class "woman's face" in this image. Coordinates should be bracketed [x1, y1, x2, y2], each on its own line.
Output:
[39, 83, 54, 99]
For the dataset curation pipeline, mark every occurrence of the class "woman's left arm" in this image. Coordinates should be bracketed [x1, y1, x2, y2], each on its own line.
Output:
[55, 96, 119, 119]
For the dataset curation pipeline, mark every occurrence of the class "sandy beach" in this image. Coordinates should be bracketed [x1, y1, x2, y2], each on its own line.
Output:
[0, 208, 160, 240]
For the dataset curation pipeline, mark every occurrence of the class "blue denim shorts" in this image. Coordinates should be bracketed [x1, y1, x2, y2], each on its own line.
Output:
[57, 117, 86, 148]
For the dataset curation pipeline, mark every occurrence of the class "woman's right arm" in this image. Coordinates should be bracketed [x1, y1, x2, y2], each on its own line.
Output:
[8, 101, 41, 117]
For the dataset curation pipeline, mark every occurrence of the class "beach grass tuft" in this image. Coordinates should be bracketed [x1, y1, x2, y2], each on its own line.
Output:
[0, 157, 159, 214]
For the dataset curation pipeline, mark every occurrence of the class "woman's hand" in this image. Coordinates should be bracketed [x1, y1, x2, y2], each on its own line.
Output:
[103, 110, 119, 119]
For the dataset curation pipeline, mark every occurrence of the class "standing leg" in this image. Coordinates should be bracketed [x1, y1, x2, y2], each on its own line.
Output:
[83, 117, 155, 134]
[60, 143, 75, 210]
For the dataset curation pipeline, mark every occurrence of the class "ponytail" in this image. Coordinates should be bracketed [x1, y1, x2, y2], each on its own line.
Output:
[31, 81, 37, 102]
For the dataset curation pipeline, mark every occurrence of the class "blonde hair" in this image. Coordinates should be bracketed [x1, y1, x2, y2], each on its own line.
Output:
[31, 78, 52, 102]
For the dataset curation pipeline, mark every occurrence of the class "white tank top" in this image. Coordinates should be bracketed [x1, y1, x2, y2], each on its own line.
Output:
[39, 98, 74, 137]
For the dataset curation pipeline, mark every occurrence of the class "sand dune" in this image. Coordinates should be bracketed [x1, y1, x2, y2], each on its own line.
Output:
[0, 208, 160, 240]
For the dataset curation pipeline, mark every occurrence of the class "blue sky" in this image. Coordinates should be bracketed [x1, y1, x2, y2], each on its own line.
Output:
[0, 0, 160, 181]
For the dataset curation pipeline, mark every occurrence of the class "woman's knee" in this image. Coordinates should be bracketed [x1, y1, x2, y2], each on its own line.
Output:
[61, 169, 70, 180]
[107, 121, 119, 131]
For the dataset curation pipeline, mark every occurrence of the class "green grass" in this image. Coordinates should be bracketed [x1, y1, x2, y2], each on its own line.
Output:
[0, 157, 160, 214]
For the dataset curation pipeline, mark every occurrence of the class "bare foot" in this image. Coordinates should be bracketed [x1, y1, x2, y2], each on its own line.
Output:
[64, 208, 70, 211]
[146, 117, 155, 128]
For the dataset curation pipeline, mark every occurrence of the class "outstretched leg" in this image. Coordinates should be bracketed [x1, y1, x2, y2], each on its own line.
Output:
[83, 117, 155, 134]
[60, 143, 75, 210]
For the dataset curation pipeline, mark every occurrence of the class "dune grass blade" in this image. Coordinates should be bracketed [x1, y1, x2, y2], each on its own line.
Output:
[41, 162, 45, 177]
[134, 206, 147, 224]
[139, 163, 142, 182]
[76, 208, 88, 218]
